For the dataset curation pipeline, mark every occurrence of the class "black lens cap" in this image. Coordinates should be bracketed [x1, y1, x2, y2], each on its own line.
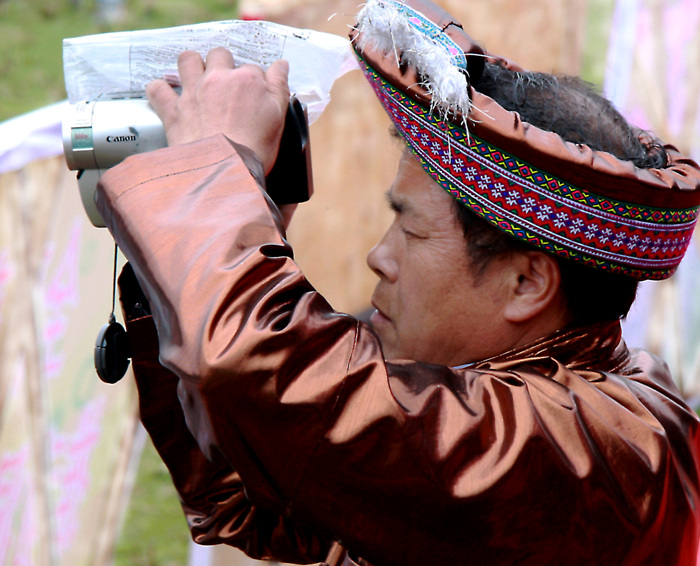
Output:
[94, 317, 131, 384]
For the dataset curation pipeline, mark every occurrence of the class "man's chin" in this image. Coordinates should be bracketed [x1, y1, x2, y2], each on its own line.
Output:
[376, 335, 408, 362]
[368, 310, 409, 360]
[370, 323, 396, 359]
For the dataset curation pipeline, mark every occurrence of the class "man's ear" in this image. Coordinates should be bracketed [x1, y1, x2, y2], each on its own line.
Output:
[503, 251, 565, 323]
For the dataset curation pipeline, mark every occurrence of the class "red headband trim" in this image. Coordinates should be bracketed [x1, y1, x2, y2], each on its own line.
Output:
[358, 54, 698, 279]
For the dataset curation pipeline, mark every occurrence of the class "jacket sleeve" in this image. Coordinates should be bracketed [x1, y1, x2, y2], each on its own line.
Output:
[118, 264, 332, 563]
[96, 134, 700, 566]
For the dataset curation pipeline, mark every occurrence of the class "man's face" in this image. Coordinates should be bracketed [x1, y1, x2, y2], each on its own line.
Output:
[366, 151, 511, 366]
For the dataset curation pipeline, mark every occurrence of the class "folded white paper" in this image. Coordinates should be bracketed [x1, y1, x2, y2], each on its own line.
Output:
[63, 19, 358, 123]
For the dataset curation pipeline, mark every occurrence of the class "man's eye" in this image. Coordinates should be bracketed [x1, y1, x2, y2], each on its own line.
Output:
[401, 226, 422, 239]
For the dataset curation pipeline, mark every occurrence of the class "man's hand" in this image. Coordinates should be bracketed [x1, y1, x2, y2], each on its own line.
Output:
[146, 47, 290, 175]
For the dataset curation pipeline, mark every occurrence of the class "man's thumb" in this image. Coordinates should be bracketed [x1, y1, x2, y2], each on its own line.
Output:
[266, 60, 291, 105]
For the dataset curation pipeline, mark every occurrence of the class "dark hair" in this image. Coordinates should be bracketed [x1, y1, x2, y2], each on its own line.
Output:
[454, 62, 662, 325]
[473, 63, 666, 169]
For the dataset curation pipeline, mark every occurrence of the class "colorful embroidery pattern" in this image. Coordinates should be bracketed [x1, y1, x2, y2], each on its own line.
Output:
[358, 55, 699, 280]
[385, 0, 468, 69]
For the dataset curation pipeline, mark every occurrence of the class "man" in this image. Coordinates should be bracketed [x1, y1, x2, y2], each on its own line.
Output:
[99, 0, 700, 564]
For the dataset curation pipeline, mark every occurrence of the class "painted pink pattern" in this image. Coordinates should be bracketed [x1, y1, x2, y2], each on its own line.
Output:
[606, 0, 700, 153]
[51, 395, 106, 554]
[0, 213, 112, 563]
[41, 216, 110, 555]
[15, 482, 38, 566]
[0, 250, 12, 328]
[0, 445, 30, 563]
[42, 220, 81, 381]
[0, 360, 46, 566]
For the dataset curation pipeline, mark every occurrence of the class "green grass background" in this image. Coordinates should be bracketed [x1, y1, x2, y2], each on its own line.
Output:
[0, 0, 614, 564]
[0, 0, 239, 122]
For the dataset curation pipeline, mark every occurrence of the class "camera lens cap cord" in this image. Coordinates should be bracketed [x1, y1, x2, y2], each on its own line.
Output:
[94, 244, 131, 383]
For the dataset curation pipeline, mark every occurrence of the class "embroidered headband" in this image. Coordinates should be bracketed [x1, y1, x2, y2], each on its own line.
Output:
[350, 0, 700, 280]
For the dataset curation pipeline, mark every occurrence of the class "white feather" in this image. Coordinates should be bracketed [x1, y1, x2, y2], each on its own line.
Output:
[355, 0, 471, 126]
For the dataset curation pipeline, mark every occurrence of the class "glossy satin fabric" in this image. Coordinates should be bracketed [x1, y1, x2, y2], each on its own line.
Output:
[99, 136, 700, 565]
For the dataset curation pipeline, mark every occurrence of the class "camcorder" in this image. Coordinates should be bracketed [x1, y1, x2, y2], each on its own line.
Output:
[62, 93, 313, 226]
[62, 93, 313, 384]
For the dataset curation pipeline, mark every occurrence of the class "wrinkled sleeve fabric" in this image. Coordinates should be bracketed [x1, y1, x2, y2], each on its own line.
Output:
[97, 134, 700, 566]
[118, 267, 332, 563]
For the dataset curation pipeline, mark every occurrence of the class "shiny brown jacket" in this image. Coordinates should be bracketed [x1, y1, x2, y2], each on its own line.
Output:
[98, 135, 700, 565]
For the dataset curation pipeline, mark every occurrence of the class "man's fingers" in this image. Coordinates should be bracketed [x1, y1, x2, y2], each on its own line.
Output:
[205, 47, 235, 69]
[146, 51, 292, 152]
[177, 50, 205, 88]
[146, 79, 178, 123]
[266, 59, 291, 103]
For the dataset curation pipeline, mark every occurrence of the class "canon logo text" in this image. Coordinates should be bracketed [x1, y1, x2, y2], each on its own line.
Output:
[106, 135, 137, 142]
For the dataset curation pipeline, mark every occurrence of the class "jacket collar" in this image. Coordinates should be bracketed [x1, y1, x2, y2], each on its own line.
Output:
[472, 319, 630, 374]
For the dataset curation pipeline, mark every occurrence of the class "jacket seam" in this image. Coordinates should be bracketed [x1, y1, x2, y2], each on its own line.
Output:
[111, 155, 235, 203]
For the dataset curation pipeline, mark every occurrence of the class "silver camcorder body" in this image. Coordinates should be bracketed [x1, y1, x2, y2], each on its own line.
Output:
[63, 95, 312, 227]
[63, 96, 168, 226]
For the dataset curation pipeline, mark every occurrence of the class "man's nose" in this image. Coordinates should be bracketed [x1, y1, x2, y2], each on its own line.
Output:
[366, 231, 398, 283]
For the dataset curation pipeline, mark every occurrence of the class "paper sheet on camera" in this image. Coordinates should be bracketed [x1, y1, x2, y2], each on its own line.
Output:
[63, 20, 358, 123]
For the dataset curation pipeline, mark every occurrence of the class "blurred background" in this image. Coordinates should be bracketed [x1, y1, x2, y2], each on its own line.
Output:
[0, 0, 698, 565]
